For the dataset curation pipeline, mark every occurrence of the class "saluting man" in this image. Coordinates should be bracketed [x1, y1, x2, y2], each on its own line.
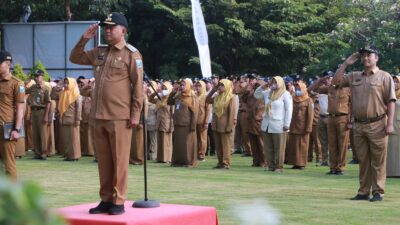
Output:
[70, 12, 144, 214]
[332, 45, 396, 202]
[0, 50, 25, 180]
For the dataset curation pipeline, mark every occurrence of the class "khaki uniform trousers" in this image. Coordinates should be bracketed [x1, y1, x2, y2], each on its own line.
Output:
[308, 125, 321, 162]
[24, 120, 33, 150]
[94, 120, 132, 205]
[214, 131, 232, 167]
[354, 119, 387, 196]
[31, 109, 48, 157]
[234, 117, 243, 152]
[0, 125, 17, 180]
[349, 129, 358, 161]
[196, 124, 208, 159]
[248, 133, 265, 167]
[239, 111, 251, 154]
[80, 122, 95, 156]
[264, 132, 287, 170]
[147, 130, 157, 160]
[327, 116, 349, 172]
[47, 121, 56, 156]
[318, 116, 329, 163]
[130, 126, 144, 165]
[15, 138, 26, 157]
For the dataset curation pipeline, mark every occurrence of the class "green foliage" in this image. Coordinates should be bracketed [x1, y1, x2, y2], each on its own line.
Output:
[1, 0, 400, 78]
[29, 61, 51, 82]
[12, 64, 28, 81]
[0, 176, 66, 225]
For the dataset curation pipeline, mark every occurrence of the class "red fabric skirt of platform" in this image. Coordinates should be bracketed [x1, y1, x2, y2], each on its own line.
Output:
[57, 201, 218, 225]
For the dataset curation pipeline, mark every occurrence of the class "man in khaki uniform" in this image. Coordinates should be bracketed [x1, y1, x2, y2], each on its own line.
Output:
[310, 74, 351, 175]
[0, 50, 25, 180]
[70, 12, 143, 215]
[332, 45, 396, 202]
[26, 70, 51, 160]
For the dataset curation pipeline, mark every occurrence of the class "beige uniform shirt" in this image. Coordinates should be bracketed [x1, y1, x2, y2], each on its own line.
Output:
[69, 37, 143, 121]
[0, 73, 25, 123]
[26, 84, 51, 108]
[316, 85, 351, 115]
[335, 68, 396, 120]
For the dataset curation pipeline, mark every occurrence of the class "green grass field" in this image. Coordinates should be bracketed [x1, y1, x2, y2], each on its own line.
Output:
[14, 151, 400, 225]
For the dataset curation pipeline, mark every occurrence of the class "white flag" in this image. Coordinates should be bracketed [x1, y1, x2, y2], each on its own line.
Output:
[191, 0, 212, 78]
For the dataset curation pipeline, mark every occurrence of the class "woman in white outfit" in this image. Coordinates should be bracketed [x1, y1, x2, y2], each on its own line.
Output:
[254, 76, 293, 172]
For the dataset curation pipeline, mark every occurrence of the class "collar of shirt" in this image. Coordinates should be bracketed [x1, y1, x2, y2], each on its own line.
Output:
[108, 40, 126, 51]
[362, 67, 380, 76]
[0, 73, 12, 81]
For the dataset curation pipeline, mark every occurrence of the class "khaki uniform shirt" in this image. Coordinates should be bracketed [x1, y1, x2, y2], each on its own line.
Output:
[0, 73, 25, 123]
[26, 84, 51, 108]
[59, 97, 82, 125]
[335, 68, 396, 120]
[168, 94, 199, 131]
[148, 94, 174, 133]
[290, 98, 314, 134]
[196, 95, 212, 126]
[315, 84, 351, 115]
[69, 37, 143, 121]
[246, 94, 265, 135]
[207, 97, 238, 133]
[309, 91, 320, 125]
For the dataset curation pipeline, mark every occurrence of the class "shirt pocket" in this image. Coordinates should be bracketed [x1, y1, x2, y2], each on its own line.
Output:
[110, 58, 128, 79]
[0, 86, 11, 101]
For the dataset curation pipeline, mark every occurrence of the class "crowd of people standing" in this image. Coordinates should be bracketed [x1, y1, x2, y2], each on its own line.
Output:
[1, 13, 399, 214]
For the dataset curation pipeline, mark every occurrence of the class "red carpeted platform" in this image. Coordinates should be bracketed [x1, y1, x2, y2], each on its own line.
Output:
[57, 201, 218, 225]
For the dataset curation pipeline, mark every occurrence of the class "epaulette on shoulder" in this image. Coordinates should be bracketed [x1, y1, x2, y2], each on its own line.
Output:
[11, 76, 22, 83]
[98, 44, 108, 48]
[126, 44, 138, 53]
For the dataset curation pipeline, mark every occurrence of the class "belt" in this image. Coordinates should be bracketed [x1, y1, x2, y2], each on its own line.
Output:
[239, 110, 247, 113]
[328, 113, 348, 117]
[354, 114, 385, 124]
[31, 107, 45, 111]
[320, 114, 328, 118]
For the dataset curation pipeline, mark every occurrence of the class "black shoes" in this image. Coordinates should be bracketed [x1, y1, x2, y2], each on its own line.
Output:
[335, 171, 344, 175]
[214, 165, 230, 170]
[89, 202, 125, 215]
[350, 194, 369, 201]
[108, 204, 125, 215]
[326, 170, 335, 175]
[349, 159, 359, 164]
[369, 193, 383, 202]
[89, 201, 112, 214]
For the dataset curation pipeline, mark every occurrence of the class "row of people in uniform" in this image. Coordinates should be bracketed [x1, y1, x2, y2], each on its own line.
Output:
[14, 69, 398, 179]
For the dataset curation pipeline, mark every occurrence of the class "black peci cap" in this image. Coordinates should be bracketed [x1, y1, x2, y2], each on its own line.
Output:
[33, 69, 45, 77]
[0, 50, 12, 64]
[358, 44, 379, 55]
[99, 12, 128, 28]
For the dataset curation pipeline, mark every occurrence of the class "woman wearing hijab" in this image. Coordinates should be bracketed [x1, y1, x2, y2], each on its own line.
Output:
[387, 75, 400, 177]
[168, 79, 199, 167]
[206, 79, 237, 169]
[286, 81, 313, 169]
[254, 76, 293, 172]
[194, 80, 212, 161]
[58, 77, 82, 161]
[149, 81, 174, 163]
